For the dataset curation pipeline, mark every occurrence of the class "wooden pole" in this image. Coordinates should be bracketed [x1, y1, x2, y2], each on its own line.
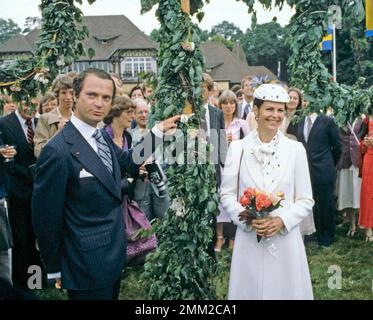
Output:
[180, 0, 190, 14]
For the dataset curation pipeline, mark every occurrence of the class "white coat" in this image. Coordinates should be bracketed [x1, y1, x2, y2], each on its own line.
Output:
[220, 130, 314, 300]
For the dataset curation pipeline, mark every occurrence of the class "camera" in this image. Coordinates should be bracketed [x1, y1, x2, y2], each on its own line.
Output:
[145, 161, 167, 198]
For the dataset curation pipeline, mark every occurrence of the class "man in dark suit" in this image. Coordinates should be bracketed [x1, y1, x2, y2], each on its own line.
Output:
[0, 102, 40, 289]
[202, 73, 227, 186]
[296, 108, 341, 246]
[32, 68, 179, 300]
[237, 76, 255, 120]
[202, 73, 228, 257]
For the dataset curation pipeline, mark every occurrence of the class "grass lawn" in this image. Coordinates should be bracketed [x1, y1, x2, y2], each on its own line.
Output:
[36, 224, 373, 300]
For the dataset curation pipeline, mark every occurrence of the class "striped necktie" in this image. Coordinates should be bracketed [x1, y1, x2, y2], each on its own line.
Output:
[92, 129, 113, 173]
[25, 119, 34, 145]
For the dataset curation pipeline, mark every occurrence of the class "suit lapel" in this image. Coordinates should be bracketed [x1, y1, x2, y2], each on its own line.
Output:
[307, 116, 321, 143]
[64, 123, 121, 200]
[208, 105, 216, 129]
[6, 112, 29, 149]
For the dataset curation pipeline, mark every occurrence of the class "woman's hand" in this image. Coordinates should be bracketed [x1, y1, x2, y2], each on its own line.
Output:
[252, 216, 284, 237]
[238, 210, 254, 226]
[363, 135, 373, 148]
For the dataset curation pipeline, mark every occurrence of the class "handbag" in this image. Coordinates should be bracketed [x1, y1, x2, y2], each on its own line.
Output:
[122, 195, 157, 266]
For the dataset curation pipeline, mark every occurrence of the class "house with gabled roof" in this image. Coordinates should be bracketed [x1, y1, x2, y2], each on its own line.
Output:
[0, 15, 276, 92]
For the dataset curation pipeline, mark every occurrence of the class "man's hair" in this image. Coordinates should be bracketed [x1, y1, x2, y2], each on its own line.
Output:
[241, 76, 254, 88]
[203, 73, 214, 91]
[73, 68, 116, 101]
[51, 75, 73, 98]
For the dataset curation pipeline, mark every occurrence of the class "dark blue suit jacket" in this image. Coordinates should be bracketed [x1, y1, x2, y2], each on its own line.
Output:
[32, 121, 158, 290]
[297, 114, 341, 185]
[0, 112, 37, 201]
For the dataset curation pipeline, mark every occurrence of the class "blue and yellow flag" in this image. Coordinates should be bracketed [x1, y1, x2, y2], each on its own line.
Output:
[320, 25, 333, 51]
[366, 0, 373, 39]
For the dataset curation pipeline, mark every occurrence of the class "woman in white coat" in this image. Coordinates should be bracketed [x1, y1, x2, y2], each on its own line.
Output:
[220, 84, 314, 300]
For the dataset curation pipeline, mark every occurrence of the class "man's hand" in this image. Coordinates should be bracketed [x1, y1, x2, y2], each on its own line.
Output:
[55, 278, 62, 289]
[0, 145, 17, 159]
[155, 115, 181, 135]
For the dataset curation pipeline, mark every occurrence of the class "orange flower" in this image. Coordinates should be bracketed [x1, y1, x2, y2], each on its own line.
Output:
[255, 193, 272, 211]
[240, 195, 251, 207]
[243, 187, 256, 199]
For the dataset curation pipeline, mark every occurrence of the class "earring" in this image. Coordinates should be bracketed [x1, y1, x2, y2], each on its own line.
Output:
[255, 116, 259, 121]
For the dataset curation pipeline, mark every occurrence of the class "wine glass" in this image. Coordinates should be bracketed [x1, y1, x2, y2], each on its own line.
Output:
[0, 144, 16, 162]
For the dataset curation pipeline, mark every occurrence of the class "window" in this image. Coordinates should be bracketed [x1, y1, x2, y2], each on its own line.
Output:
[121, 57, 156, 79]
[71, 61, 111, 73]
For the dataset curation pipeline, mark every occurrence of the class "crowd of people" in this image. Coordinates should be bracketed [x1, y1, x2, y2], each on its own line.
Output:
[0, 68, 372, 300]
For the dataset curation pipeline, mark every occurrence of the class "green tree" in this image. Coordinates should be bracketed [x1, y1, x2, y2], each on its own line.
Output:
[149, 28, 161, 42]
[0, 18, 21, 46]
[210, 20, 243, 42]
[240, 21, 290, 81]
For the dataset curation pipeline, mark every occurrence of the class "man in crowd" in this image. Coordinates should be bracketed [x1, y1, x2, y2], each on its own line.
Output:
[237, 76, 255, 120]
[0, 99, 40, 289]
[32, 68, 179, 300]
[296, 102, 341, 246]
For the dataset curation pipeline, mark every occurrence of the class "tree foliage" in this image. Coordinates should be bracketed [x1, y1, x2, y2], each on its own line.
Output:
[141, 0, 219, 299]
[241, 21, 290, 81]
[210, 20, 243, 42]
[0, 18, 21, 46]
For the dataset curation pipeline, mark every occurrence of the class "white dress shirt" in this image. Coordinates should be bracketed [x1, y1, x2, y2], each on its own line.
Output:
[303, 113, 318, 141]
[204, 103, 211, 137]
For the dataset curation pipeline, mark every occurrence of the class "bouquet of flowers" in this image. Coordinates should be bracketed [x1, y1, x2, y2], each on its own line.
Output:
[239, 188, 284, 243]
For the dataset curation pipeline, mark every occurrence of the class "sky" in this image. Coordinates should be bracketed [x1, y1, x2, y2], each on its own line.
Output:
[1, 0, 295, 34]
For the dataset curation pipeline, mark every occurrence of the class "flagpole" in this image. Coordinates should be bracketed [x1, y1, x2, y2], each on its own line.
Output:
[332, 23, 337, 82]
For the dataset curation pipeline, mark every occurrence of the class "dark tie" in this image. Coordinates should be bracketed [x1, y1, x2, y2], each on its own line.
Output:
[25, 119, 34, 145]
[92, 129, 113, 173]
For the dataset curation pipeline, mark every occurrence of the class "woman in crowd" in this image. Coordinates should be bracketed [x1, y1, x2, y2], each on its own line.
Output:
[38, 92, 58, 115]
[103, 95, 135, 151]
[358, 114, 373, 242]
[335, 119, 362, 237]
[280, 87, 302, 140]
[34, 75, 74, 157]
[215, 90, 251, 252]
[129, 85, 145, 100]
[220, 84, 314, 299]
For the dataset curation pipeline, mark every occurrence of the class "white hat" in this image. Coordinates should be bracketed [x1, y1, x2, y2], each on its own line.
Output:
[253, 83, 290, 103]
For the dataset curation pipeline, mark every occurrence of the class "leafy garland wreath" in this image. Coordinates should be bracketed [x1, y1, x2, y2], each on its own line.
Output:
[0, 0, 371, 299]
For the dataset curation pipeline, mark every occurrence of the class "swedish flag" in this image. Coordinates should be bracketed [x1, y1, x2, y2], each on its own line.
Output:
[320, 25, 333, 51]
[366, 0, 373, 39]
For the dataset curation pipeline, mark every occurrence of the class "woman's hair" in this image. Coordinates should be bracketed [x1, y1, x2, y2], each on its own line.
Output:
[129, 85, 145, 99]
[218, 90, 239, 118]
[51, 75, 73, 98]
[286, 87, 303, 110]
[253, 98, 265, 109]
[103, 95, 135, 125]
[38, 92, 57, 114]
